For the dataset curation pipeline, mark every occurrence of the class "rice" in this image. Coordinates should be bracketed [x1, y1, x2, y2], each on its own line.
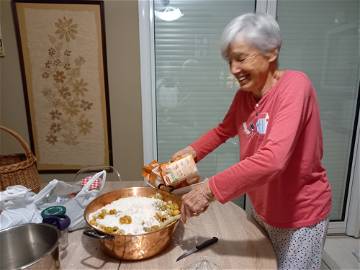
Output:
[89, 195, 179, 235]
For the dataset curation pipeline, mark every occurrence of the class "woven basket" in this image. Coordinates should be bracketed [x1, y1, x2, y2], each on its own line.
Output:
[0, 125, 41, 192]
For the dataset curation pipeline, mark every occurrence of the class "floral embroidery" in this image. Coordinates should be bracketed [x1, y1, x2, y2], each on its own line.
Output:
[45, 61, 52, 69]
[64, 49, 71, 56]
[80, 100, 93, 111]
[64, 63, 71, 70]
[59, 86, 71, 99]
[53, 70, 66, 83]
[46, 134, 58, 145]
[78, 118, 92, 135]
[55, 17, 78, 42]
[73, 79, 88, 96]
[75, 56, 85, 66]
[48, 47, 56, 56]
[54, 59, 61, 66]
[50, 123, 61, 133]
[41, 16, 93, 146]
[62, 131, 78, 146]
[50, 110, 62, 120]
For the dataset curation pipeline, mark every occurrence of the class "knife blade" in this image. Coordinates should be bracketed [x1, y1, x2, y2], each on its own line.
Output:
[176, 237, 218, 262]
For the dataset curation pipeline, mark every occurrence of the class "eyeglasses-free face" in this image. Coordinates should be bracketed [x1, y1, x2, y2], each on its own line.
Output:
[228, 38, 278, 98]
[229, 52, 260, 66]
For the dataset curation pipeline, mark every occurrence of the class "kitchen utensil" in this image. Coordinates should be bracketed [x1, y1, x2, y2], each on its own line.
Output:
[83, 186, 182, 260]
[0, 223, 60, 270]
[176, 237, 218, 261]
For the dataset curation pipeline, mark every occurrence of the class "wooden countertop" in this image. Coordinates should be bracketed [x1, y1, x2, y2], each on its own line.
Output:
[60, 181, 277, 269]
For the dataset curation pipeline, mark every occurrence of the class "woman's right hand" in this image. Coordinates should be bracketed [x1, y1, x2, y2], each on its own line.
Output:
[171, 145, 197, 161]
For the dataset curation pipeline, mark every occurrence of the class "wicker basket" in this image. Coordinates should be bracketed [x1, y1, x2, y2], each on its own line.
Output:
[0, 125, 41, 192]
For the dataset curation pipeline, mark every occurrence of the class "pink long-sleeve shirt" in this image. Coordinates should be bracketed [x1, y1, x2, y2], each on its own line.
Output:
[191, 70, 332, 228]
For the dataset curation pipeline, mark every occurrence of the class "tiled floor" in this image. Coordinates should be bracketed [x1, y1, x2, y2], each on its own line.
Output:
[321, 235, 360, 270]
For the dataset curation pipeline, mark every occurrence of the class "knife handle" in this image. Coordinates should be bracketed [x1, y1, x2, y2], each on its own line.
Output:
[196, 237, 218, 250]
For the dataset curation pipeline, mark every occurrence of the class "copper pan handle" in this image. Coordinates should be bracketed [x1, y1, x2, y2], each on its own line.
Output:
[83, 229, 114, 240]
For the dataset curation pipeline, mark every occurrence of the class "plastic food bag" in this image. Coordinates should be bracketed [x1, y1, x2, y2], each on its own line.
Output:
[0, 185, 42, 230]
[35, 170, 106, 231]
[0, 170, 106, 231]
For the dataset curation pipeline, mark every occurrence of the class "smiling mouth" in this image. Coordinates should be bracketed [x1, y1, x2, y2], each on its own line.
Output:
[237, 74, 249, 86]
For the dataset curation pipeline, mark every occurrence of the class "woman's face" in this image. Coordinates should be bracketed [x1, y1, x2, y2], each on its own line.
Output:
[228, 37, 277, 97]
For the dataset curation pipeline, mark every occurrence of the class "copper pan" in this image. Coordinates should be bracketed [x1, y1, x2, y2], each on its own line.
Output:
[83, 187, 182, 260]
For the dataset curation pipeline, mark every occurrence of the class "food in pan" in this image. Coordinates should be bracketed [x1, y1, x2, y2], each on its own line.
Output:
[88, 193, 180, 235]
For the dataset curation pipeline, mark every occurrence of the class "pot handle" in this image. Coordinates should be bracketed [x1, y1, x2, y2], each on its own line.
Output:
[83, 229, 115, 240]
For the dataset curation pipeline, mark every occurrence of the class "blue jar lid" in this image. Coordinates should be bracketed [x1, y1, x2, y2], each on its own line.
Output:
[42, 214, 71, 231]
[41, 206, 66, 219]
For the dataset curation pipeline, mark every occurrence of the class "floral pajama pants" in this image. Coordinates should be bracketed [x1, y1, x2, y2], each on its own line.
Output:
[252, 211, 329, 270]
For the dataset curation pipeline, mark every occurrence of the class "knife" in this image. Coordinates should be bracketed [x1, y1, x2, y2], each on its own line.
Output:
[176, 237, 218, 262]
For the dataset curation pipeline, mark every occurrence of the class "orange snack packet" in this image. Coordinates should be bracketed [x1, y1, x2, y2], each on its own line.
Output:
[142, 160, 162, 187]
[160, 155, 199, 186]
[142, 155, 200, 191]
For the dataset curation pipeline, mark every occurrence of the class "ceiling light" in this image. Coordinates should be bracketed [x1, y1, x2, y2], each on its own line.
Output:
[155, 6, 183, 22]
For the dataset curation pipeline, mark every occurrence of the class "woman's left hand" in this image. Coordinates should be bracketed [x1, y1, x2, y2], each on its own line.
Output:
[181, 180, 214, 223]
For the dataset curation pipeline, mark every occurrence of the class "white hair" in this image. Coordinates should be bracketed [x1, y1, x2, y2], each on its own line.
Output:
[220, 13, 282, 60]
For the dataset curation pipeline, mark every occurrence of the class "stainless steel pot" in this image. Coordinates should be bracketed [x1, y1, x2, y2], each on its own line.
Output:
[0, 223, 60, 270]
[83, 186, 182, 260]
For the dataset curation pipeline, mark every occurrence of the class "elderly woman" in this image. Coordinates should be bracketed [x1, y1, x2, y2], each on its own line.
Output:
[172, 13, 332, 269]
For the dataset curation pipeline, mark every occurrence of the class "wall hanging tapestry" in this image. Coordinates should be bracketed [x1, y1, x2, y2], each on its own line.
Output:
[13, 0, 112, 171]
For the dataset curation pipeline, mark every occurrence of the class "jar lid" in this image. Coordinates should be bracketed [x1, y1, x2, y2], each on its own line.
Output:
[42, 214, 71, 231]
[41, 206, 66, 219]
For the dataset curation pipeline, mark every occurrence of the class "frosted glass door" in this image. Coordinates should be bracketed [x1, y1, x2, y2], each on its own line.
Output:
[154, 0, 254, 182]
[277, 0, 359, 220]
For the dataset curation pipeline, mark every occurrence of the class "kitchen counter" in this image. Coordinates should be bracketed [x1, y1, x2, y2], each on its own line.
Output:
[60, 181, 277, 269]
